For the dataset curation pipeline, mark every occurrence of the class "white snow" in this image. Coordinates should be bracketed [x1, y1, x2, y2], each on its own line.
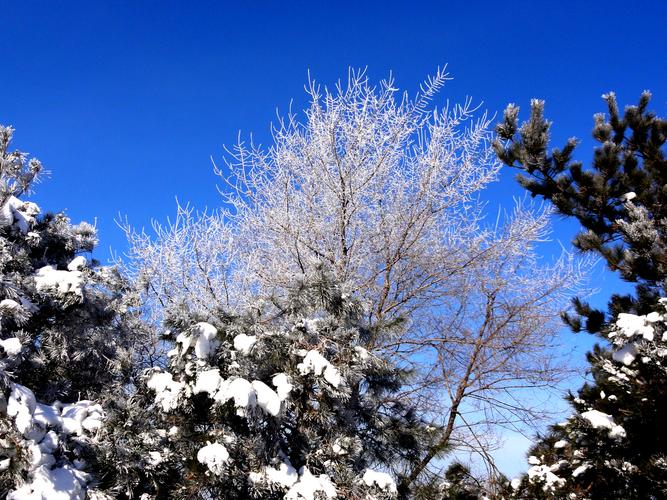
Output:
[200, 375, 284, 416]
[272, 373, 292, 400]
[527, 455, 541, 465]
[7, 464, 88, 500]
[175, 330, 193, 357]
[147, 451, 163, 466]
[645, 311, 662, 322]
[13, 397, 104, 439]
[553, 440, 568, 449]
[33, 403, 63, 428]
[251, 380, 281, 416]
[0, 337, 22, 356]
[615, 313, 655, 341]
[197, 442, 230, 476]
[233, 334, 257, 355]
[146, 371, 186, 412]
[612, 342, 639, 366]
[572, 464, 589, 477]
[353, 346, 369, 360]
[67, 256, 87, 271]
[0, 197, 38, 233]
[285, 466, 337, 500]
[12, 390, 104, 438]
[192, 368, 223, 396]
[301, 318, 322, 333]
[297, 350, 342, 388]
[510, 478, 522, 490]
[580, 409, 626, 439]
[4, 381, 102, 499]
[193, 322, 218, 359]
[260, 460, 337, 498]
[622, 192, 636, 201]
[60, 401, 105, 435]
[0, 199, 13, 227]
[216, 377, 255, 413]
[34, 266, 84, 297]
[7, 384, 37, 434]
[0, 298, 21, 310]
[362, 469, 397, 493]
[331, 437, 351, 455]
[527, 464, 565, 491]
[265, 461, 298, 488]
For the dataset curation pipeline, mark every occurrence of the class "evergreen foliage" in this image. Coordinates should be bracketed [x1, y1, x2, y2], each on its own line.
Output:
[494, 94, 667, 498]
[413, 462, 482, 499]
[0, 125, 140, 498]
[95, 267, 435, 499]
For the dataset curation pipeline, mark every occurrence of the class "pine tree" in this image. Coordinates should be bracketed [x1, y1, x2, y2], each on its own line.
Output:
[95, 266, 435, 498]
[493, 94, 667, 498]
[0, 124, 139, 498]
[413, 462, 483, 499]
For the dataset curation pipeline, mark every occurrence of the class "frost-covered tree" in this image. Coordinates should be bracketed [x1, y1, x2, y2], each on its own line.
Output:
[495, 93, 667, 498]
[94, 267, 434, 499]
[0, 124, 141, 498]
[121, 69, 588, 481]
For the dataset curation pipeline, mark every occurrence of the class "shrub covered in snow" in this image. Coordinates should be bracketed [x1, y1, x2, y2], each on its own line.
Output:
[96, 269, 433, 498]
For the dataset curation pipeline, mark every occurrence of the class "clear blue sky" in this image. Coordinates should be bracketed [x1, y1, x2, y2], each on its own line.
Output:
[2, 0, 665, 476]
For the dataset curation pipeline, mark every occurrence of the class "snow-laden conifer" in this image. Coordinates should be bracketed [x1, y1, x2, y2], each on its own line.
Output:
[96, 267, 434, 498]
[0, 124, 140, 498]
[496, 93, 667, 498]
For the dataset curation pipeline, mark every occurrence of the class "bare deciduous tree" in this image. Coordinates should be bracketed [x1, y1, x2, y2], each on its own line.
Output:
[119, 68, 589, 487]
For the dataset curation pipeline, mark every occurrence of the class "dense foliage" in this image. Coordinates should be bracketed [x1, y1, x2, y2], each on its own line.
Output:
[96, 269, 435, 498]
[0, 125, 141, 498]
[495, 93, 667, 498]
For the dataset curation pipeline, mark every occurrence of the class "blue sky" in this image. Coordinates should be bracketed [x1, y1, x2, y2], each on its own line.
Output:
[2, 0, 666, 477]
